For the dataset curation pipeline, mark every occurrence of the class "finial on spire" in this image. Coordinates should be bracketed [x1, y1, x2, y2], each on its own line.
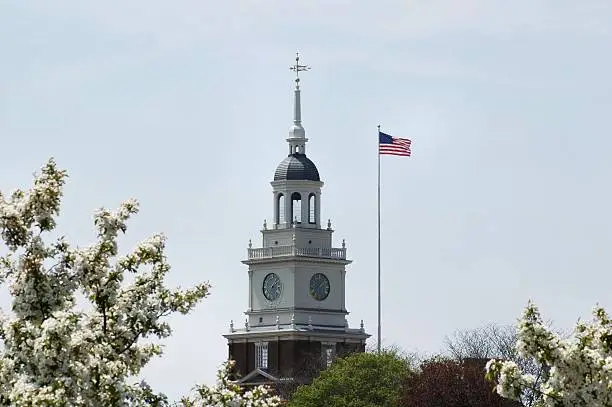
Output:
[290, 52, 310, 89]
[288, 52, 309, 143]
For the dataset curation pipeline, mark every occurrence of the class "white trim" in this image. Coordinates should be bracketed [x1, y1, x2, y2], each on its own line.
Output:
[238, 368, 279, 384]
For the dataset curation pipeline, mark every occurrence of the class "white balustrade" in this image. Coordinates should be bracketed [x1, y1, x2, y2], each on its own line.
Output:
[247, 245, 346, 260]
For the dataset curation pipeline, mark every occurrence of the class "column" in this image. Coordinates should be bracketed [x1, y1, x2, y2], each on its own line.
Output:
[273, 193, 279, 226]
[341, 269, 346, 311]
[315, 193, 322, 227]
[248, 270, 253, 311]
[285, 193, 293, 228]
[301, 192, 309, 226]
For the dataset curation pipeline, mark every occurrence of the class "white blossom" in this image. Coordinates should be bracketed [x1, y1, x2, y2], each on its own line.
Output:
[486, 301, 612, 407]
[178, 361, 282, 407]
[0, 159, 221, 406]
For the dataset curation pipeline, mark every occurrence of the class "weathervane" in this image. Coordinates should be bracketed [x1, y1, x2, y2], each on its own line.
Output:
[290, 52, 310, 88]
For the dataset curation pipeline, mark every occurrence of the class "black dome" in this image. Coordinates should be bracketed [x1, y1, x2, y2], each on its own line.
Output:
[274, 153, 320, 181]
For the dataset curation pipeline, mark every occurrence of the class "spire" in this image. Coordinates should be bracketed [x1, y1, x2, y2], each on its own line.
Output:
[288, 52, 310, 153]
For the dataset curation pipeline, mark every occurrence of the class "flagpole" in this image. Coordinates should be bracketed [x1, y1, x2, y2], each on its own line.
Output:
[377, 124, 381, 353]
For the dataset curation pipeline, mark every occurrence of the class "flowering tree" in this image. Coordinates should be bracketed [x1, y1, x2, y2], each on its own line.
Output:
[178, 361, 282, 407]
[0, 159, 213, 405]
[486, 301, 612, 407]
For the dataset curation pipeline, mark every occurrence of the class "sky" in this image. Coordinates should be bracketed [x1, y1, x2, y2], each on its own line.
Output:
[1, 0, 612, 401]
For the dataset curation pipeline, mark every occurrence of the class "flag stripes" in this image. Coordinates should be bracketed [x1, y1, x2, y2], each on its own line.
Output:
[379, 132, 411, 156]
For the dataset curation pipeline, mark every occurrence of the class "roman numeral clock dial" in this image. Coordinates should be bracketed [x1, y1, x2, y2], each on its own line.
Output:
[263, 273, 282, 301]
[309, 273, 330, 301]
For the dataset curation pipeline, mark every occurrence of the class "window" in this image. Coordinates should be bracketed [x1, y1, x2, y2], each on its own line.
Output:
[277, 194, 285, 224]
[308, 193, 316, 224]
[255, 342, 269, 369]
[322, 344, 335, 368]
[291, 192, 301, 223]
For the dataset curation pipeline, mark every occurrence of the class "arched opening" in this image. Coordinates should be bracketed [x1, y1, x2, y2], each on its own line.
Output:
[291, 192, 301, 224]
[295, 145, 300, 154]
[276, 194, 285, 224]
[308, 193, 316, 224]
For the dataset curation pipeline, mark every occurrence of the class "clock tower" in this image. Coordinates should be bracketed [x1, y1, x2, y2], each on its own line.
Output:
[223, 54, 369, 394]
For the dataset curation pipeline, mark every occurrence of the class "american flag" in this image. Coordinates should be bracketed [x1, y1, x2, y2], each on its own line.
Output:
[379, 131, 412, 156]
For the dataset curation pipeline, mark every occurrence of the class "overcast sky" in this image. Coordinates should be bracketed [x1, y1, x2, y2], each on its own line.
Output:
[2, 0, 612, 401]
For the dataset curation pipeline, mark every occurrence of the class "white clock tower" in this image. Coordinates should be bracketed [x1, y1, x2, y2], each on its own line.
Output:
[223, 54, 369, 392]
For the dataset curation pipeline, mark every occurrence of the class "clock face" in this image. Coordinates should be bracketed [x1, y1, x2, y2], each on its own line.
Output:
[309, 273, 330, 301]
[262, 273, 282, 301]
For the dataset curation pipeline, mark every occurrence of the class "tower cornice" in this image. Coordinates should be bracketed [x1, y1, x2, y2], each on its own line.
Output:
[242, 255, 352, 266]
[270, 179, 323, 188]
[223, 328, 370, 343]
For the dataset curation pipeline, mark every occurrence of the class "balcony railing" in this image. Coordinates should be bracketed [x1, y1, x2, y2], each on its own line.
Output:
[247, 245, 346, 260]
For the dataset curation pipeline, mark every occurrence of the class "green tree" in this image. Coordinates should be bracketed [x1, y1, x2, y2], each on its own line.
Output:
[288, 350, 412, 407]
